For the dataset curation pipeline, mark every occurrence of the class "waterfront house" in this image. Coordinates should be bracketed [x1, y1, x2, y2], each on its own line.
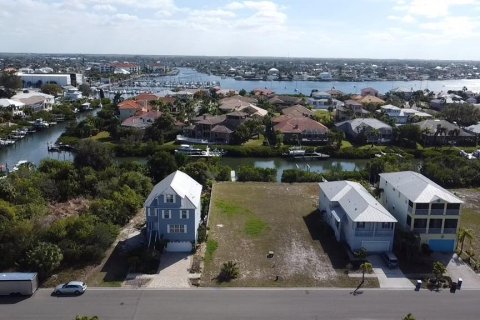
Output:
[118, 100, 144, 121]
[121, 110, 163, 130]
[335, 100, 369, 121]
[145, 170, 202, 252]
[273, 116, 329, 144]
[335, 118, 392, 144]
[414, 119, 476, 146]
[11, 91, 54, 112]
[185, 111, 251, 144]
[379, 105, 432, 124]
[379, 171, 463, 252]
[319, 181, 397, 253]
[0, 98, 25, 116]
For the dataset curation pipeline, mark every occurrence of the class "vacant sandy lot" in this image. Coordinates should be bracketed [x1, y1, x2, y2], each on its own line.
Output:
[201, 182, 378, 287]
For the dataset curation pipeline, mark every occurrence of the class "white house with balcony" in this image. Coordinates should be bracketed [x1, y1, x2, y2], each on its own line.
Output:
[379, 171, 463, 252]
[319, 181, 397, 253]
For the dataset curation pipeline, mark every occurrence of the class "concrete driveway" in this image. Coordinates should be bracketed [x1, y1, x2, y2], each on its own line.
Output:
[147, 252, 192, 288]
[369, 255, 414, 289]
[433, 253, 480, 289]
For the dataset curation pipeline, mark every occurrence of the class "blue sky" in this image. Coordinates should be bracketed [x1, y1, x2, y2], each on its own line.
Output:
[1, 0, 480, 59]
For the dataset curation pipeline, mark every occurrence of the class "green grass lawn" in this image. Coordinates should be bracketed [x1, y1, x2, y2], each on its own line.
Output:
[244, 136, 265, 147]
[90, 131, 111, 142]
[460, 207, 480, 259]
[202, 182, 379, 288]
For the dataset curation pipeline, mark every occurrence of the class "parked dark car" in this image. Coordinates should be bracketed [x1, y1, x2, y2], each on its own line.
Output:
[381, 252, 398, 269]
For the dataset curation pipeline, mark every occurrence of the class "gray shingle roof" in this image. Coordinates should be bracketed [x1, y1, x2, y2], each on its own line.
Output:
[379, 171, 463, 203]
[320, 181, 397, 223]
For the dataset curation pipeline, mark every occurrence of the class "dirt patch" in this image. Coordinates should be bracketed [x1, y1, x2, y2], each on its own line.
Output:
[451, 188, 480, 209]
[40, 197, 90, 226]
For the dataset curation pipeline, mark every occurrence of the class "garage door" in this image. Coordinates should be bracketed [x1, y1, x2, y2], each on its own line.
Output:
[428, 239, 455, 252]
[166, 241, 193, 252]
[361, 240, 390, 253]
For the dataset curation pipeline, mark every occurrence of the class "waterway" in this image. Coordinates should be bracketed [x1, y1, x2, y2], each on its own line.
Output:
[220, 157, 368, 182]
[0, 110, 97, 169]
[114, 67, 480, 97]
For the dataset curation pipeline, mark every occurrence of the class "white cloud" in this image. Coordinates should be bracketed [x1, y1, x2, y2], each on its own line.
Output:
[92, 4, 117, 13]
[394, 0, 478, 18]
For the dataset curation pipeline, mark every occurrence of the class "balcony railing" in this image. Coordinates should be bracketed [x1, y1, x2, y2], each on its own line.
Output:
[355, 230, 374, 237]
[443, 228, 458, 234]
[375, 230, 394, 237]
[428, 228, 443, 234]
[414, 209, 429, 215]
[430, 209, 444, 215]
[413, 228, 427, 234]
[446, 209, 460, 215]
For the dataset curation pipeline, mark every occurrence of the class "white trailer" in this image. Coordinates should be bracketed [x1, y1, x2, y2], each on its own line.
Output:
[0, 273, 39, 296]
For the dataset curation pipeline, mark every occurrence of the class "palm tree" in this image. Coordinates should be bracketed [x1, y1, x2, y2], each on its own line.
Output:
[353, 262, 373, 295]
[457, 228, 473, 254]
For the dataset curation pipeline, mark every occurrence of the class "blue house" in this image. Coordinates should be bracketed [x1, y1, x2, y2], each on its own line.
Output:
[319, 181, 397, 253]
[144, 170, 202, 252]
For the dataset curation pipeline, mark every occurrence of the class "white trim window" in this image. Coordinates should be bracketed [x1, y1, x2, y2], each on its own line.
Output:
[165, 194, 175, 203]
[167, 224, 187, 234]
[153, 208, 159, 217]
[162, 210, 171, 219]
[180, 210, 189, 219]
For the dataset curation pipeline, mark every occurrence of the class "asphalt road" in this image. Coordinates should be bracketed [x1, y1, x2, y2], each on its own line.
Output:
[0, 288, 478, 320]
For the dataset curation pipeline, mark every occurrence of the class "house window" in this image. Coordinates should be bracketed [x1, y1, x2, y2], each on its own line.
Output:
[162, 210, 171, 219]
[165, 194, 174, 203]
[147, 208, 152, 216]
[153, 208, 159, 217]
[356, 222, 365, 229]
[180, 210, 189, 219]
[407, 215, 411, 226]
[168, 224, 187, 233]
[382, 222, 393, 229]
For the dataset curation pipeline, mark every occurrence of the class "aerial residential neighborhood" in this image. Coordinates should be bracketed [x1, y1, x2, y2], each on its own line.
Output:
[2, 0, 480, 319]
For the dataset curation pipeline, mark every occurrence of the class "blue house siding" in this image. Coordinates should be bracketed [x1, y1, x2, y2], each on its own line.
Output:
[144, 171, 203, 251]
[146, 207, 196, 242]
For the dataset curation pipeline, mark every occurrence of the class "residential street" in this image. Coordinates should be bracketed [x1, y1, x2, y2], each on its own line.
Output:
[0, 288, 478, 320]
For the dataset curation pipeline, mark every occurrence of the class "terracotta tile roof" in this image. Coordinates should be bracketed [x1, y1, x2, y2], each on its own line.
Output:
[281, 105, 314, 117]
[360, 95, 385, 105]
[118, 100, 141, 110]
[274, 117, 329, 134]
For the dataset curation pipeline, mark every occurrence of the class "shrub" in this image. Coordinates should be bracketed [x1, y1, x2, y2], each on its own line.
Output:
[218, 260, 239, 282]
[237, 165, 276, 182]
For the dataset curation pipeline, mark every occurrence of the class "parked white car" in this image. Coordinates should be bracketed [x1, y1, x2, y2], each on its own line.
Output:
[53, 281, 87, 295]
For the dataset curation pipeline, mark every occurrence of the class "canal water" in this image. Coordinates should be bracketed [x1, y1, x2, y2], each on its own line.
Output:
[0, 111, 97, 169]
[220, 157, 368, 182]
[115, 67, 480, 97]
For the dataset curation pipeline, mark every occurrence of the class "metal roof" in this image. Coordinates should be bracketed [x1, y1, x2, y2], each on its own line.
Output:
[144, 170, 202, 209]
[379, 171, 463, 204]
[0, 273, 37, 281]
[319, 181, 397, 223]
